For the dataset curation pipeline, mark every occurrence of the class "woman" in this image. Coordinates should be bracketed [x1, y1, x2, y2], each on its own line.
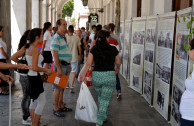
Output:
[11, 30, 32, 125]
[25, 28, 51, 126]
[81, 30, 121, 126]
[180, 39, 194, 126]
[0, 26, 10, 94]
[41, 22, 53, 69]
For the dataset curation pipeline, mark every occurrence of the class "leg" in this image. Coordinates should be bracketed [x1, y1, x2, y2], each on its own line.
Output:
[29, 109, 35, 125]
[58, 89, 64, 108]
[53, 88, 60, 111]
[116, 74, 121, 93]
[29, 99, 38, 126]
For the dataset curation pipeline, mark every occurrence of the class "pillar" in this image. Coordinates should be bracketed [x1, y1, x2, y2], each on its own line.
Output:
[26, 0, 32, 30]
[32, 0, 39, 28]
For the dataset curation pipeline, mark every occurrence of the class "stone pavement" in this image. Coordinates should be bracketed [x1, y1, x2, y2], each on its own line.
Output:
[0, 74, 171, 126]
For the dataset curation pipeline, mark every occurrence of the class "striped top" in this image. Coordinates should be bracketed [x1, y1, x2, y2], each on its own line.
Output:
[51, 32, 72, 62]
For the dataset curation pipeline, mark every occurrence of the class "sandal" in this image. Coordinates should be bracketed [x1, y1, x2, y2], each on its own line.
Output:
[59, 106, 72, 112]
[53, 110, 65, 117]
[0, 90, 9, 95]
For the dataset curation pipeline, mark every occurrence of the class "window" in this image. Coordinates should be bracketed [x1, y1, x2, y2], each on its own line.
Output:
[137, 0, 142, 17]
[172, 0, 192, 11]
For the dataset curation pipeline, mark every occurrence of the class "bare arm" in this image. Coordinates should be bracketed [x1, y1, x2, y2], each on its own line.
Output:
[51, 50, 62, 77]
[78, 45, 82, 61]
[115, 54, 121, 74]
[90, 40, 96, 49]
[41, 40, 47, 53]
[11, 47, 26, 63]
[82, 52, 93, 78]
[0, 47, 9, 60]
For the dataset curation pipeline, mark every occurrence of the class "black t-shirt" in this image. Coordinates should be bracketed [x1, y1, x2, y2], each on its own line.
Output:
[90, 45, 119, 71]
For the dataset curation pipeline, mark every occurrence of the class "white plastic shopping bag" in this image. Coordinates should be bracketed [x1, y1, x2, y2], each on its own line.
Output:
[75, 82, 97, 123]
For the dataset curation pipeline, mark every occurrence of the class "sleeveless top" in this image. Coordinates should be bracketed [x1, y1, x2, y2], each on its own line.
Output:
[180, 64, 194, 120]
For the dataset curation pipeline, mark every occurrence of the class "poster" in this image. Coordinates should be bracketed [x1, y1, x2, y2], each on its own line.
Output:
[119, 21, 125, 74]
[143, 16, 157, 105]
[122, 19, 132, 82]
[130, 17, 146, 94]
[170, 7, 191, 126]
[153, 12, 176, 120]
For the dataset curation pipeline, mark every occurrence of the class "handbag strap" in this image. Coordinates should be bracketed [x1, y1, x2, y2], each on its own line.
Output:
[27, 46, 33, 55]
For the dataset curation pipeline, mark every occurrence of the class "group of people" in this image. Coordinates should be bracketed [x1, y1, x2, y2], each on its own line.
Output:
[0, 19, 124, 126]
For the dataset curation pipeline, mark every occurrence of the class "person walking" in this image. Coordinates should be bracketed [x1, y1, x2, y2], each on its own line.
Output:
[180, 39, 194, 126]
[41, 22, 53, 69]
[66, 25, 82, 93]
[81, 30, 121, 126]
[11, 30, 32, 125]
[51, 19, 72, 117]
[25, 28, 52, 126]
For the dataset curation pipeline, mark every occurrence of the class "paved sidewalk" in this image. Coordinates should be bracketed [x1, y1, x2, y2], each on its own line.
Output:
[0, 74, 171, 126]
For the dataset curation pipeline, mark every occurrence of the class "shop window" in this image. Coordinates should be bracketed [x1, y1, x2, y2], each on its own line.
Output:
[172, 0, 192, 11]
[137, 0, 142, 17]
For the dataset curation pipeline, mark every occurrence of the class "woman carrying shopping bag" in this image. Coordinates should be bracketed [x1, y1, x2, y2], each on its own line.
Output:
[81, 30, 121, 126]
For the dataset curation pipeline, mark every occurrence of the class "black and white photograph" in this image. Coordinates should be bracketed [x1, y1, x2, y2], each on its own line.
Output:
[156, 63, 171, 84]
[158, 31, 173, 49]
[132, 50, 141, 65]
[132, 31, 145, 45]
[172, 101, 181, 125]
[144, 71, 152, 87]
[145, 50, 153, 63]
[146, 29, 155, 43]
[173, 85, 182, 105]
[176, 34, 188, 61]
[157, 91, 165, 110]
[133, 75, 139, 88]
[144, 84, 151, 100]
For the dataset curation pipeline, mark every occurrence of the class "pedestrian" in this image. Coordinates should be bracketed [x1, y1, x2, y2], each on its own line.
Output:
[81, 30, 121, 126]
[41, 22, 53, 69]
[25, 28, 52, 126]
[180, 39, 194, 126]
[66, 25, 82, 93]
[0, 26, 10, 95]
[108, 23, 122, 99]
[51, 19, 72, 117]
[76, 30, 84, 64]
[11, 30, 32, 125]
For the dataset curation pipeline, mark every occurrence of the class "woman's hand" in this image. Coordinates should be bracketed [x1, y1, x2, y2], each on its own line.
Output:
[45, 69, 52, 76]
[115, 67, 120, 74]
[2, 75, 14, 84]
[16, 64, 31, 70]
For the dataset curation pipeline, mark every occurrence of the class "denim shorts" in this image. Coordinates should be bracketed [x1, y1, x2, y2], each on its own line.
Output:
[71, 61, 78, 73]
[53, 63, 71, 90]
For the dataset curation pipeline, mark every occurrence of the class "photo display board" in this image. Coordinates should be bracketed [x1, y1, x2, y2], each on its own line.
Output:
[120, 21, 125, 74]
[170, 7, 191, 126]
[122, 19, 132, 83]
[130, 17, 146, 94]
[153, 12, 176, 120]
[143, 16, 157, 105]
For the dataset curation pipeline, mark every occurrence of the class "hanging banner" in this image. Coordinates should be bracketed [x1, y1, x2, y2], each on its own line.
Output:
[143, 16, 157, 105]
[171, 7, 191, 126]
[153, 12, 176, 120]
[119, 21, 125, 74]
[130, 17, 146, 94]
[122, 19, 132, 83]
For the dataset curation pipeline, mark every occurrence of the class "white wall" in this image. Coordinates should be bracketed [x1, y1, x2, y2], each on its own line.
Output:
[11, 0, 26, 54]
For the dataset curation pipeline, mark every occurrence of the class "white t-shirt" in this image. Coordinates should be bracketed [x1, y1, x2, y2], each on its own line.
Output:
[0, 38, 7, 59]
[43, 30, 52, 51]
[89, 33, 95, 47]
[180, 64, 194, 120]
[66, 35, 81, 62]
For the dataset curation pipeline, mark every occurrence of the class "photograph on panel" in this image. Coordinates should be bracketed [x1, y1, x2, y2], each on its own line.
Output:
[171, 85, 182, 124]
[144, 71, 152, 87]
[145, 50, 153, 63]
[132, 50, 141, 65]
[156, 63, 171, 84]
[157, 90, 165, 110]
[176, 34, 188, 61]
[146, 29, 155, 43]
[133, 75, 139, 88]
[144, 84, 151, 100]
[132, 31, 145, 45]
[158, 31, 173, 49]
[120, 26, 122, 34]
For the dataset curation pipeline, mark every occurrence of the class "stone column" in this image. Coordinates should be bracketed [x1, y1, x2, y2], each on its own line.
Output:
[39, 0, 42, 28]
[42, 0, 46, 27]
[32, 0, 39, 28]
[46, 0, 49, 21]
[26, 0, 32, 30]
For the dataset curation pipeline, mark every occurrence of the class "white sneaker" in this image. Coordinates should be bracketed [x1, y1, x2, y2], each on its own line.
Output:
[22, 118, 32, 125]
[70, 87, 74, 93]
[66, 83, 69, 89]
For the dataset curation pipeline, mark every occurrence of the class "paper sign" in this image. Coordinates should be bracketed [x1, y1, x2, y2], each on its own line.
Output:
[54, 77, 60, 84]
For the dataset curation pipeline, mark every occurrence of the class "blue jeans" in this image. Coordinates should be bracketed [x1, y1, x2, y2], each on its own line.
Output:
[181, 118, 194, 126]
[20, 75, 31, 120]
[116, 74, 121, 93]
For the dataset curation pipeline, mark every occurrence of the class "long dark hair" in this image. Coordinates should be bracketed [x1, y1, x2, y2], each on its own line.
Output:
[18, 30, 31, 51]
[25, 28, 42, 48]
[43, 22, 51, 35]
[0, 26, 3, 31]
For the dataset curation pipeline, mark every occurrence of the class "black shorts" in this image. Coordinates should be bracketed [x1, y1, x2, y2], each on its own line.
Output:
[42, 51, 52, 63]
